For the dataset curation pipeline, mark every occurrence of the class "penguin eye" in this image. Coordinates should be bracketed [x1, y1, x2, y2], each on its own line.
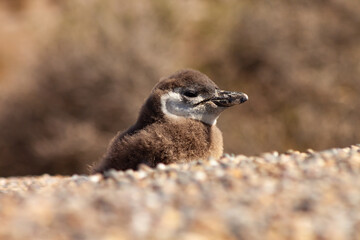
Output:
[183, 90, 198, 98]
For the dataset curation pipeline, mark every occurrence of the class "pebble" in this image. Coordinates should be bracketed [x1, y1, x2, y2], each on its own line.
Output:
[0, 145, 359, 240]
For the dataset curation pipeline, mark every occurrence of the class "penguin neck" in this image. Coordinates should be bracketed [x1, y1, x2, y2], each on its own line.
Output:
[127, 95, 163, 134]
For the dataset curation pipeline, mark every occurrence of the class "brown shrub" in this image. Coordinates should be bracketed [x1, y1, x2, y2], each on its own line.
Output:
[188, 0, 360, 154]
[0, 0, 177, 176]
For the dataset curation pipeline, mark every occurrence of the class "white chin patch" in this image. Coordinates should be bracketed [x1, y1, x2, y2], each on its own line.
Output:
[160, 91, 221, 125]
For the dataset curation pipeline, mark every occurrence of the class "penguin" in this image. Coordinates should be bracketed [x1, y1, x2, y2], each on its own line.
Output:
[93, 69, 248, 173]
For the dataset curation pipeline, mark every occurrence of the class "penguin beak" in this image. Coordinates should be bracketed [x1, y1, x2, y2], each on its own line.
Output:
[211, 90, 248, 107]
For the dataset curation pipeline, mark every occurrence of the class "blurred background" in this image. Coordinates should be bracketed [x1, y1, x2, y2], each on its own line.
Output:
[0, 0, 359, 177]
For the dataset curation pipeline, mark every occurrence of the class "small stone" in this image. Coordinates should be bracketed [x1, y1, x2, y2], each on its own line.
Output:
[157, 163, 166, 170]
[89, 174, 102, 183]
[306, 149, 315, 154]
[135, 171, 147, 180]
[194, 171, 207, 181]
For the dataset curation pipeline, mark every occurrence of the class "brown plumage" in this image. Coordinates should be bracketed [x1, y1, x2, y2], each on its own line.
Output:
[93, 69, 248, 173]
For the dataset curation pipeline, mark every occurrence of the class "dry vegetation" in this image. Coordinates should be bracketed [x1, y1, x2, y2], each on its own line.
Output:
[0, 0, 360, 176]
[0, 146, 360, 239]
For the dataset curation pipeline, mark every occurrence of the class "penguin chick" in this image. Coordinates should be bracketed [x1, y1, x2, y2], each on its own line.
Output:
[93, 69, 248, 173]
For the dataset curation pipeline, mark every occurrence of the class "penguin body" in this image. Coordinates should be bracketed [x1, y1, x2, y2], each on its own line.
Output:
[94, 69, 248, 173]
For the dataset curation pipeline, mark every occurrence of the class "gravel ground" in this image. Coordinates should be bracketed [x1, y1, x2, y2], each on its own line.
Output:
[1, 145, 360, 240]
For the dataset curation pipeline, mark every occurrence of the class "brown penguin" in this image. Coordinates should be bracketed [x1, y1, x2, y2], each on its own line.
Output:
[93, 69, 248, 173]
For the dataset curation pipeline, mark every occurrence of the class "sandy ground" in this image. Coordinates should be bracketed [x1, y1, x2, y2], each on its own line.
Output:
[1, 145, 360, 240]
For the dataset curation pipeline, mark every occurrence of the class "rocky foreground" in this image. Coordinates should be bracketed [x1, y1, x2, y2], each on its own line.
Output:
[1, 146, 360, 240]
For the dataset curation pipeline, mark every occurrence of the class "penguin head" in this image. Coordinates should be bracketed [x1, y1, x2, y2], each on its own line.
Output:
[151, 69, 248, 125]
